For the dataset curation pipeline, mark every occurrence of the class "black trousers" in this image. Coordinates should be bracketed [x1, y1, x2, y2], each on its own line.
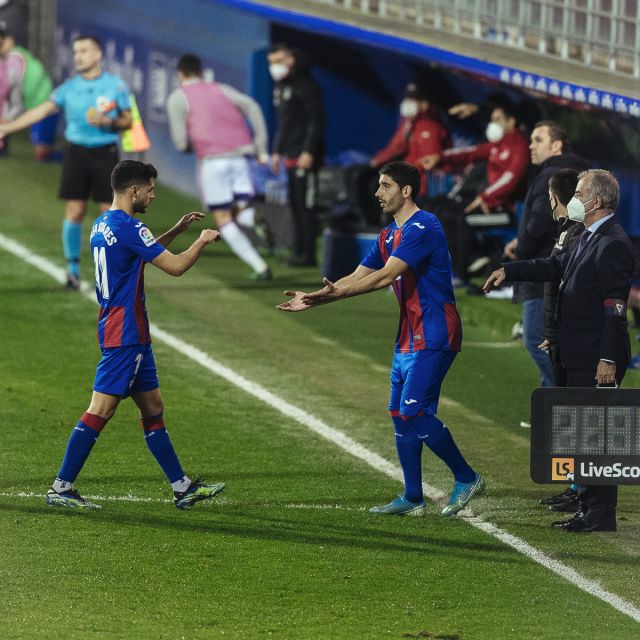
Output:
[425, 196, 510, 280]
[548, 343, 566, 387]
[287, 167, 318, 264]
[565, 366, 626, 526]
[424, 197, 472, 279]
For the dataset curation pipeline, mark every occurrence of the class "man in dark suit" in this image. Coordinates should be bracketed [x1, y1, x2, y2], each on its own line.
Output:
[483, 169, 635, 532]
[503, 122, 589, 395]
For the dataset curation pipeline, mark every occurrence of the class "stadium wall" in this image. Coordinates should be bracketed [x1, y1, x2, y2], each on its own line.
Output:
[55, 0, 271, 197]
[54, 0, 640, 235]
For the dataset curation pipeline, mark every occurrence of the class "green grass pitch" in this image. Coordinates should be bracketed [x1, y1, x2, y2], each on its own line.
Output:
[0, 135, 639, 639]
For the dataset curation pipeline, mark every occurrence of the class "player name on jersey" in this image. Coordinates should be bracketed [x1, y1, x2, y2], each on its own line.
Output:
[91, 220, 118, 246]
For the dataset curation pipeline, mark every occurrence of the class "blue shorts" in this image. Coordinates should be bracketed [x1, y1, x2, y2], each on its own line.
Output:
[30, 113, 59, 146]
[389, 349, 456, 419]
[94, 344, 159, 398]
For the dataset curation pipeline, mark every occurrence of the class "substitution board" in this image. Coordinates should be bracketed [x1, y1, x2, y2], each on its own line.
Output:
[531, 387, 640, 485]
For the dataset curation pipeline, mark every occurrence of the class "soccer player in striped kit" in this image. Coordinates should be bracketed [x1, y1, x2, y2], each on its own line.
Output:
[46, 160, 225, 510]
[278, 161, 484, 516]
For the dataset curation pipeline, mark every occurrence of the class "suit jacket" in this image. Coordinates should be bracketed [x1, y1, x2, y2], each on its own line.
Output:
[503, 215, 634, 371]
[543, 217, 583, 342]
[513, 152, 589, 302]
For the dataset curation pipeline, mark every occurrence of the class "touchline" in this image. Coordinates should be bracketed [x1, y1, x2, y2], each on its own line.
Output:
[580, 462, 640, 479]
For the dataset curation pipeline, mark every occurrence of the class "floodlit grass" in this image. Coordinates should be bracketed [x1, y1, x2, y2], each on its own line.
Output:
[1, 134, 639, 639]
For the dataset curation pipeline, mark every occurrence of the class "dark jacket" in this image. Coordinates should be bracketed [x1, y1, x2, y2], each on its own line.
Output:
[513, 152, 589, 302]
[543, 217, 583, 342]
[272, 61, 324, 162]
[504, 215, 633, 371]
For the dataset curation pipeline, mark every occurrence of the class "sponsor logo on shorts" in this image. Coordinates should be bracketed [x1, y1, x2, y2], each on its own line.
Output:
[404, 399, 418, 405]
[139, 226, 156, 247]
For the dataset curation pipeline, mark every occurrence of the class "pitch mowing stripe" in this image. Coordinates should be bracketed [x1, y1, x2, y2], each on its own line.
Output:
[1, 231, 639, 624]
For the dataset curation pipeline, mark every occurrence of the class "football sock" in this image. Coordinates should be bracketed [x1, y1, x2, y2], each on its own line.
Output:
[392, 417, 424, 503]
[235, 206, 255, 228]
[171, 476, 192, 493]
[57, 412, 108, 483]
[141, 413, 187, 484]
[62, 219, 82, 277]
[52, 478, 74, 493]
[411, 415, 476, 483]
[218, 220, 268, 274]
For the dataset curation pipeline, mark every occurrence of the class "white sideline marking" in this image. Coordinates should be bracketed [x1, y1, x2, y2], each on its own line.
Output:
[0, 492, 361, 511]
[1, 231, 639, 624]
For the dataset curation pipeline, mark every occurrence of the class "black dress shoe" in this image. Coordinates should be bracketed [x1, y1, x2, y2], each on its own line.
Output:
[552, 512, 616, 532]
[540, 487, 577, 506]
[549, 493, 579, 512]
[551, 511, 584, 528]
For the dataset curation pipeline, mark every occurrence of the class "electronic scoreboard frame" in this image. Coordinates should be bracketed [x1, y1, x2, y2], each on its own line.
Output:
[530, 387, 640, 485]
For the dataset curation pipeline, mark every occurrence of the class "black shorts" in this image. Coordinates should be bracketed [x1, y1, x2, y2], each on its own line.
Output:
[59, 143, 119, 203]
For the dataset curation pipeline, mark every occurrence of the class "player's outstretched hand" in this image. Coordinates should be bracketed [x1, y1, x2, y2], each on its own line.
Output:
[200, 229, 221, 244]
[483, 267, 506, 293]
[302, 277, 340, 304]
[176, 211, 205, 231]
[276, 291, 313, 312]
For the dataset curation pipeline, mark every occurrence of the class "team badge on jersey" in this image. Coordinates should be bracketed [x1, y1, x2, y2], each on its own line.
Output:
[139, 226, 156, 247]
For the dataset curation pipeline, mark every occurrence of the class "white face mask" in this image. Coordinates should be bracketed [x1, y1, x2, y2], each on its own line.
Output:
[566, 196, 595, 222]
[399, 99, 419, 119]
[269, 63, 289, 82]
[485, 121, 505, 143]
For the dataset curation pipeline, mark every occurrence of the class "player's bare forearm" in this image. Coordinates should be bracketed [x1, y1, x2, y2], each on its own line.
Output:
[277, 264, 398, 312]
[302, 269, 397, 306]
[334, 268, 397, 299]
[315, 258, 406, 302]
[333, 265, 375, 289]
[152, 229, 220, 276]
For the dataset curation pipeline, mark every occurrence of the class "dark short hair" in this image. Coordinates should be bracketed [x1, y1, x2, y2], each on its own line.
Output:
[492, 101, 520, 125]
[379, 161, 421, 200]
[111, 161, 158, 193]
[268, 42, 293, 56]
[177, 54, 202, 77]
[73, 35, 102, 52]
[535, 120, 569, 151]
[404, 82, 431, 102]
[485, 92, 520, 125]
[549, 169, 579, 206]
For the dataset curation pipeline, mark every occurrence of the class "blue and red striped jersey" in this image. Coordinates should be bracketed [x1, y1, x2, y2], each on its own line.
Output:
[90, 209, 165, 348]
[361, 209, 462, 353]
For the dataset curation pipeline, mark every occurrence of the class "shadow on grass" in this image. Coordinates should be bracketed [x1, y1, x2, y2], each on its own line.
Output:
[0, 499, 527, 564]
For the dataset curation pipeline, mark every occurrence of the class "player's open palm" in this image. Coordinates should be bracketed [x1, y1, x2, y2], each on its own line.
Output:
[277, 291, 313, 312]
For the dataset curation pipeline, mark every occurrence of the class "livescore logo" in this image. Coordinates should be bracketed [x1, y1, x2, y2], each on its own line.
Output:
[551, 457, 575, 481]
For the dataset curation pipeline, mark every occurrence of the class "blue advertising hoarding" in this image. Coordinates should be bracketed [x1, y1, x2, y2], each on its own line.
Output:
[56, 0, 270, 197]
